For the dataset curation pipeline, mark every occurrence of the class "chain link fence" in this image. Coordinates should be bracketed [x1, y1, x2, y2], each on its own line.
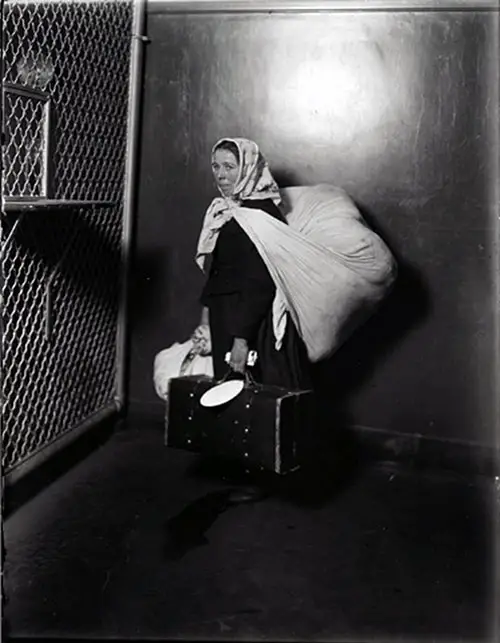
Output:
[3, 84, 51, 197]
[2, 0, 134, 474]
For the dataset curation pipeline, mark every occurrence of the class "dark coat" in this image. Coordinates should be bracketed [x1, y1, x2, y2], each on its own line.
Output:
[200, 198, 286, 341]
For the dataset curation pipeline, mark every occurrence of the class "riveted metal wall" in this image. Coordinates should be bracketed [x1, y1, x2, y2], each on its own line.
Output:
[131, 7, 498, 448]
[2, 0, 136, 475]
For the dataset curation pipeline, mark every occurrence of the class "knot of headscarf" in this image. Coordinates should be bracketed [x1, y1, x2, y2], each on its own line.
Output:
[195, 138, 281, 271]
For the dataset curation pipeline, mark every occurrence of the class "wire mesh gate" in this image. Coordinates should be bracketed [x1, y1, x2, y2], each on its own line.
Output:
[2, 0, 141, 478]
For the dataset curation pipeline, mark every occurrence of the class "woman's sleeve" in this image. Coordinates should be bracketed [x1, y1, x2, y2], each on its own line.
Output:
[226, 202, 278, 341]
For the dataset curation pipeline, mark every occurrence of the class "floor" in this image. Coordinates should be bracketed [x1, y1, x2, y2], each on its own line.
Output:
[3, 422, 497, 642]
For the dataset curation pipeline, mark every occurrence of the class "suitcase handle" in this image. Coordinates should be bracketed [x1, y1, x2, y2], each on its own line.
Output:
[218, 369, 257, 388]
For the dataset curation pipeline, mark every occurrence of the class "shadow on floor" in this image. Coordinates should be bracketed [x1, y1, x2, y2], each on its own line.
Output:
[3, 417, 119, 519]
[4, 425, 495, 642]
[164, 408, 368, 560]
[164, 489, 233, 560]
[184, 413, 367, 510]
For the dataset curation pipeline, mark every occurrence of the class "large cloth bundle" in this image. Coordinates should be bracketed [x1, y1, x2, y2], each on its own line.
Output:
[232, 184, 397, 363]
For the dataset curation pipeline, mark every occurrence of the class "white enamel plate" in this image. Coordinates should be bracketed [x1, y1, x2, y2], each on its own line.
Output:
[200, 380, 245, 408]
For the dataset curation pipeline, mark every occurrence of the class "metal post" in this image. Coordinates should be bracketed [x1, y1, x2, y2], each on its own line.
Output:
[115, 0, 147, 413]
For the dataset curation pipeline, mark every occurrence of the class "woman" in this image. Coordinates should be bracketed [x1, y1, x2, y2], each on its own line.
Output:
[192, 138, 312, 503]
[195, 137, 311, 391]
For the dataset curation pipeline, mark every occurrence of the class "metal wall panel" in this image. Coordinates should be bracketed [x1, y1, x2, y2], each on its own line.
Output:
[131, 8, 498, 447]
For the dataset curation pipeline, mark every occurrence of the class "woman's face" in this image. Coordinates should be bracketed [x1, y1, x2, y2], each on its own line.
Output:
[212, 148, 240, 197]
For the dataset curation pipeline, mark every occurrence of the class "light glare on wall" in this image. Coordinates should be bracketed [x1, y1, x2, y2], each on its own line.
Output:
[270, 50, 403, 148]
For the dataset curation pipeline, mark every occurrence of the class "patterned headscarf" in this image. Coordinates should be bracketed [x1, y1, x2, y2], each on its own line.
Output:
[195, 138, 281, 271]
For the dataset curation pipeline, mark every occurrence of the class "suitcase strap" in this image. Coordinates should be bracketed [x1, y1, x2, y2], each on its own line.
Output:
[186, 377, 208, 422]
[239, 382, 257, 473]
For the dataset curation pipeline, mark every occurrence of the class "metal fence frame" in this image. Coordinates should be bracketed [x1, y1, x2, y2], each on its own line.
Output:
[2, 0, 146, 486]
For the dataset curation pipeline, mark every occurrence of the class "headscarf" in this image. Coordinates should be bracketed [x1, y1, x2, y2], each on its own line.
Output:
[195, 138, 281, 271]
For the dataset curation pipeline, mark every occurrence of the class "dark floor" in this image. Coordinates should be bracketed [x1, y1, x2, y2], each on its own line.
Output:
[3, 422, 498, 642]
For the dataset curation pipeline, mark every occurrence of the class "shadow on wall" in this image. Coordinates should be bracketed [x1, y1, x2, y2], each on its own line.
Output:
[273, 172, 431, 486]
[273, 169, 299, 188]
[315, 203, 431, 395]
[128, 246, 171, 333]
[311, 202, 430, 473]
[10, 211, 123, 413]
[15, 210, 121, 305]
[274, 170, 431, 409]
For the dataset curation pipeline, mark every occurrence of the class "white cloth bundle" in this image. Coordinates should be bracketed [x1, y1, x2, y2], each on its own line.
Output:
[232, 184, 397, 363]
[153, 340, 214, 400]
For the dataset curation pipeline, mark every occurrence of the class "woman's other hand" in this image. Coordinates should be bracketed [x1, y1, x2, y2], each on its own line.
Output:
[211, 198, 230, 217]
[191, 324, 211, 356]
[230, 337, 249, 373]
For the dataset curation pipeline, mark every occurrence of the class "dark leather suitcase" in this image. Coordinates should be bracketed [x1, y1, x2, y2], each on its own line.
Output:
[165, 375, 314, 475]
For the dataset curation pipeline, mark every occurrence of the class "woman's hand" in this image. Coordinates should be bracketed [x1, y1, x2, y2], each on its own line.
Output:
[229, 337, 249, 373]
[191, 324, 211, 356]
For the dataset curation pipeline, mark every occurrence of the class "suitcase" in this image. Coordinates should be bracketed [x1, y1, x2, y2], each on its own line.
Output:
[165, 375, 315, 475]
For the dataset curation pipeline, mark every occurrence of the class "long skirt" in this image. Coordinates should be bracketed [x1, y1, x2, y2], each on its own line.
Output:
[207, 293, 312, 391]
